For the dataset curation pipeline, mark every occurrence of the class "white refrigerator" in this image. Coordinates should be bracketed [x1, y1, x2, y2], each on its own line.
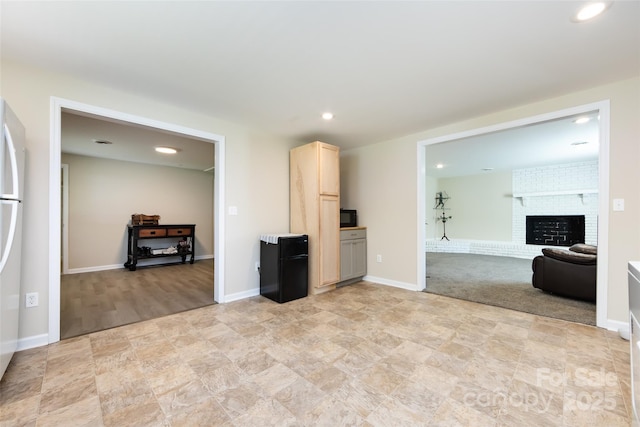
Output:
[0, 98, 25, 379]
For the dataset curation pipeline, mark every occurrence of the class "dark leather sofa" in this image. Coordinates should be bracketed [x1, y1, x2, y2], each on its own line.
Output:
[531, 244, 597, 302]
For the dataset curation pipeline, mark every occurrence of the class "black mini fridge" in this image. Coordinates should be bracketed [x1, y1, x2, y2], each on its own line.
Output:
[259, 234, 308, 303]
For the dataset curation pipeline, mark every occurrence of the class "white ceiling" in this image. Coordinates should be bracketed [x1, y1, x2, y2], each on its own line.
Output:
[2, 1, 638, 164]
[61, 112, 215, 172]
[426, 110, 601, 178]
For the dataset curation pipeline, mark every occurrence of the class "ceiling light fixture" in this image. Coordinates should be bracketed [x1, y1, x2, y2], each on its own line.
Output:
[574, 2, 609, 22]
[571, 141, 590, 146]
[481, 168, 494, 172]
[436, 164, 444, 169]
[155, 146, 178, 154]
[322, 112, 334, 120]
[574, 117, 591, 124]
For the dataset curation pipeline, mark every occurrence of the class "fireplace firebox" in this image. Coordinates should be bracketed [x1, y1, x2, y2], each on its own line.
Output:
[526, 215, 585, 247]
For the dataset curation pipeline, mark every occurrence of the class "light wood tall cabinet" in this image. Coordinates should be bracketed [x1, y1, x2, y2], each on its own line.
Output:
[290, 141, 340, 294]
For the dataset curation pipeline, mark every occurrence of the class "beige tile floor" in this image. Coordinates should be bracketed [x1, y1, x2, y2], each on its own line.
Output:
[0, 282, 632, 426]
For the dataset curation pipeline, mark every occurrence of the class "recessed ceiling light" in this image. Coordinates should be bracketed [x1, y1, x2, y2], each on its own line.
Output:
[574, 117, 590, 124]
[571, 141, 590, 146]
[322, 112, 334, 120]
[436, 164, 444, 169]
[155, 146, 178, 154]
[481, 168, 494, 172]
[574, 2, 609, 22]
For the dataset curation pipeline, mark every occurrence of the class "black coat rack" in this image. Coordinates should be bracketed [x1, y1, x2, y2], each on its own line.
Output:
[434, 192, 452, 241]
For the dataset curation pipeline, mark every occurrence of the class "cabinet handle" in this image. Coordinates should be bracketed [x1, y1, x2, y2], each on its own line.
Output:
[150, 231, 156, 235]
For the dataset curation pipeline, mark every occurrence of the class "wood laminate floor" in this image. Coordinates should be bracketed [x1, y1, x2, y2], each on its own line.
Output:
[60, 259, 215, 340]
[2, 282, 631, 426]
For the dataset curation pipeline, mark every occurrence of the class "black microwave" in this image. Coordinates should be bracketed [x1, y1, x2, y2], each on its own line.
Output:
[340, 209, 357, 228]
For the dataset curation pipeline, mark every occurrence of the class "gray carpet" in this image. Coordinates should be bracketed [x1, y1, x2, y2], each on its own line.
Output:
[424, 252, 596, 326]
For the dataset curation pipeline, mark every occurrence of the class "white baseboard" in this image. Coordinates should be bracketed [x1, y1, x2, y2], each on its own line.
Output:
[66, 255, 214, 274]
[363, 275, 420, 292]
[225, 276, 419, 302]
[225, 277, 421, 303]
[17, 333, 49, 351]
[68, 263, 125, 274]
[606, 318, 630, 338]
[224, 287, 260, 303]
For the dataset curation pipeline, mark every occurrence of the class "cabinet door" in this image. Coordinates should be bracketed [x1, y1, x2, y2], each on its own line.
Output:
[319, 195, 340, 286]
[318, 143, 339, 196]
[352, 239, 367, 278]
[340, 240, 353, 280]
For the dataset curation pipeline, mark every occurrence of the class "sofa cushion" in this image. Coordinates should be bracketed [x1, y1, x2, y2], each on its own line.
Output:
[569, 243, 597, 255]
[542, 248, 597, 265]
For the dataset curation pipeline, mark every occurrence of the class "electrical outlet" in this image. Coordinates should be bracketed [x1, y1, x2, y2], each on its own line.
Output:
[25, 292, 38, 308]
[613, 198, 625, 211]
[376, 254, 382, 263]
[255, 262, 260, 272]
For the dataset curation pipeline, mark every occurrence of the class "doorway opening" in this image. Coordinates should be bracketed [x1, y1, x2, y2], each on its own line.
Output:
[417, 101, 609, 328]
[49, 97, 226, 343]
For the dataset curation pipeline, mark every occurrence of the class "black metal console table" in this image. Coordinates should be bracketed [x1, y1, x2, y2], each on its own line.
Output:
[124, 224, 195, 271]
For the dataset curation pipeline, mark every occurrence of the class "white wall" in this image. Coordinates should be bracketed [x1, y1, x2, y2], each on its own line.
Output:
[1, 60, 296, 342]
[435, 171, 512, 241]
[342, 76, 640, 324]
[62, 153, 214, 270]
[340, 140, 419, 288]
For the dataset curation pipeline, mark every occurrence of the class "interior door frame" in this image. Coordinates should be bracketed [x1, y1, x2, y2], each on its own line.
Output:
[417, 100, 610, 329]
[49, 97, 226, 343]
[61, 163, 69, 275]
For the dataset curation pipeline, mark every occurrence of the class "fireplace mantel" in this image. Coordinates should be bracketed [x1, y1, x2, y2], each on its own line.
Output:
[512, 189, 597, 206]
